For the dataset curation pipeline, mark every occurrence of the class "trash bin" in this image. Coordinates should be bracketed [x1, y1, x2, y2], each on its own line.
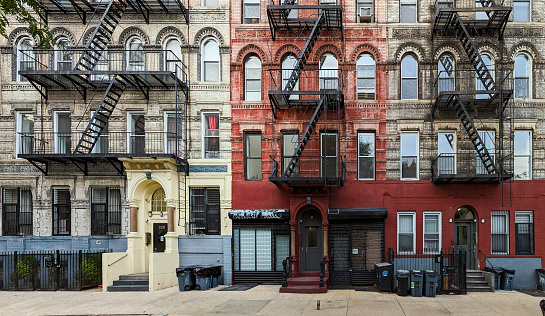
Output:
[424, 270, 437, 297]
[194, 266, 213, 291]
[485, 267, 503, 291]
[410, 270, 424, 297]
[396, 270, 410, 296]
[211, 265, 222, 288]
[176, 266, 195, 291]
[375, 262, 393, 292]
[536, 269, 545, 291]
[501, 269, 515, 291]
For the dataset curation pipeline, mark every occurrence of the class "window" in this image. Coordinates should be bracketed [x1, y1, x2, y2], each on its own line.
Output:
[491, 211, 509, 255]
[476, 53, 494, 99]
[282, 54, 299, 100]
[400, 132, 418, 180]
[423, 212, 441, 253]
[202, 112, 220, 158]
[126, 37, 144, 71]
[91, 188, 121, 235]
[54, 112, 71, 154]
[164, 37, 182, 75]
[513, 0, 530, 22]
[91, 37, 108, 81]
[358, 132, 375, 180]
[514, 54, 530, 99]
[54, 38, 72, 71]
[515, 211, 533, 255]
[400, 0, 416, 23]
[53, 188, 71, 236]
[202, 0, 219, 6]
[91, 109, 109, 154]
[514, 130, 531, 179]
[245, 132, 262, 180]
[438, 54, 454, 93]
[401, 55, 418, 100]
[151, 188, 166, 214]
[475, 0, 488, 20]
[243, 0, 260, 23]
[189, 188, 220, 235]
[233, 227, 290, 272]
[321, 133, 338, 178]
[319, 53, 338, 90]
[398, 212, 415, 253]
[357, 54, 375, 100]
[127, 112, 145, 154]
[2, 188, 32, 236]
[16, 111, 34, 156]
[165, 112, 182, 155]
[244, 56, 261, 101]
[282, 132, 299, 176]
[17, 37, 34, 82]
[357, 0, 374, 22]
[476, 130, 494, 174]
[202, 38, 220, 82]
[437, 131, 455, 175]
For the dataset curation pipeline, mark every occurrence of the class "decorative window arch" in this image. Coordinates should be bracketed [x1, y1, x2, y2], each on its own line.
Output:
[164, 37, 183, 74]
[437, 53, 455, 94]
[319, 53, 338, 90]
[244, 55, 261, 101]
[126, 36, 144, 71]
[401, 54, 418, 100]
[17, 37, 34, 82]
[202, 37, 220, 82]
[514, 53, 531, 99]
[476, 52, 494, 99]
[357, 53, 376, 100]
[151, 188, 167, 215]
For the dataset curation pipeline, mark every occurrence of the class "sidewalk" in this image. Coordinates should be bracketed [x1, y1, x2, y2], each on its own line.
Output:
[0, 285, 543, 316]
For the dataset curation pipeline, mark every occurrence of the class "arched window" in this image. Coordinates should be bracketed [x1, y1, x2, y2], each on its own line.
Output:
[357, 53, 376, 100]
[126, 37, 144, 71]
[164, 37, 182, 74]
[202, 38, 220, 82]
[401, 55, 418, 100]
[437, 54, 454, 93]
[151, 188, 167, 214]
[319, 53, 338, 90]
[244, 55, 261, 101]
[17, 37, 34, 82]
[54, 38, 72, 71]
[282, 54, 299, 100]
[514, 53, 531, 99]
[476, 53, 494, 99]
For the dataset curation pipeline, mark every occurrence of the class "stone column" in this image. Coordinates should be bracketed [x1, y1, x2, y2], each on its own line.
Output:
[167, 206, 175, 232]
[130, 206, 138, 233]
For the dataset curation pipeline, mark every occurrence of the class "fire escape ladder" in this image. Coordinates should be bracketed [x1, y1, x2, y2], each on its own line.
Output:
[451, 13, 495, 91]
[280, 0, 297, 21]
[75, 0, 127, 71]
[283, 97, 326, 178]
[283, 10, 326, 94]
[452, 97, 497, 175]
[73, 76, 127, 154]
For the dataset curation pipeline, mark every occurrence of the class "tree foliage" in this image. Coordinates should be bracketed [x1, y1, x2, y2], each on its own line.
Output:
[0, 0, 53, 48]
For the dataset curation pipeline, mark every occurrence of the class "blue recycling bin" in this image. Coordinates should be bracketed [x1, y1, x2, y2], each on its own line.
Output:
[424, 270, 437, 297]
[176, 267, 195, 291]
[501, 269, 515, 291]
[410, 270, 424, 297]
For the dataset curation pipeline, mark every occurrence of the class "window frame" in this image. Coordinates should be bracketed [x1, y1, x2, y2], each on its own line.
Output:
[514, 130, 532, 180]
[400, 0, 417, 23]
[164, 37, 183, 74]
[423, 211, 441, 254]
[127, 111, 145, 154]
[490, 211, 509, 255]
[202, 112, 220, 159]
[514, 53, 531, 100]
[320, 132, 338, 178]
[52, 188, 71, 236]
[282, 131, 299, 176]
[2, 188, 33, 236]
[400, 131, 419, 180]
[476, 130, 495, 175]
[437, 130, 456, 175]
[90, 187, 122, 236]
[201, 38, 220, 82]
[397, 212, 416, 254]
[513, 0, 530, 22]
[244, 132, 262, 180]
[202, 0, 219, 6]
[476, 53, 494, 99]
[437, 54, 455, 94]
[244, 55, 262, 101]
[126, 36, 144, 71]
[357, 53, 376, 100]
[281, 54, 299, 100]
[515, 211, 534, 255]
[357, 131, 375, 180]
[16, 111, 34, 157]
[54, 111, 71, 154]
[164, 111, 182, 155]
[243, 0, 260, 24]
[17, 37, 34, 82]
[189, 187, 220, 235]
[401, 55, 418, 100]
[357, 0, 374, 22]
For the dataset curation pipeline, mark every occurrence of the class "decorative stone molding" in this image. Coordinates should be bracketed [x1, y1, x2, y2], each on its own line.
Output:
[193, 27, 224, 46]
[513, 119, 538, 131]
[433, 43, 462, 63]
[118, 26, 150, 45]
[155, 26, 186, 45]
[509, 42, 540, 61]
[8, 27, 33, 46]
[311, 44, 343, 63]
[236, 44, 267, 64]
[350, 43, 381, 63]
[274, 44, 301, 64]
[50, 27, 76, 46]
[394, 42, 425, 63]
[433, 121, 460, 134]
[397, 119, 425, 132]
[475, 42, 501, 61]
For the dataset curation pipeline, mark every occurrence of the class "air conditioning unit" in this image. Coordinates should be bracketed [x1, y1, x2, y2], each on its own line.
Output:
[359, 7, 373, 22]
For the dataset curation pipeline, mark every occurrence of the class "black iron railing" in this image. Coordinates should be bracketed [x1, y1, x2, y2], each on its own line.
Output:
[269, 68, 343, 95]
[282, 256, 292, 287]
[319, 256, 326, 288]
[269, 155, 345, 180]
[433, 69, 513, 98]
[431, 152, 513, 180]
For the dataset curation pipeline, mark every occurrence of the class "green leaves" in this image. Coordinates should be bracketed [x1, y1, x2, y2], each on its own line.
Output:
[0, 0, 54, 49]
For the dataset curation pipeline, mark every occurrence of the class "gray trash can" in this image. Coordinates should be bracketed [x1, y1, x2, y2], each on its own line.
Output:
[176, 267, 195, 291]
[396, 270, 410, 296]
[536, 269, 545, 291]
[194, 267, 212, 291]
[410, 270, 424, 297]
[211, 265, 222, 287]
[486, 267, 503, 290]
[501, 269, 515, 291]
[424, 270, 437, 297]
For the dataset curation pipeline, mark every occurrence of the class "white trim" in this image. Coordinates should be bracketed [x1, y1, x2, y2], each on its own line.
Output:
[438, 130, 456, 175]
[514, 52, 532, 99]
[127, 111, 145, 153]
[400, 131, 419, 180]
[201, 111, 220, 159]
[357, 131, 375, 180]
[423, 211, 442, 254]
[54, 111, 71, 154]
[397, 212, 416, 254]
[514, 130, 532, 180]
[491, 211, 509, 255]
[401, 55, 418, 100]
[16, 111, 33, 158]
[320, 132, 338, 177]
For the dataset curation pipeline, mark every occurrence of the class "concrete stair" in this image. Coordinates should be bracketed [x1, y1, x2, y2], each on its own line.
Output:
[466, 270, 493, 292]
[279, 271, 328, 294]
[107, 273, 149, 292]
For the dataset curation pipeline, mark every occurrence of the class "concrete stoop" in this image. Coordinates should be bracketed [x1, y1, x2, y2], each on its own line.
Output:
[107, 273, 149, 292]
[466, 270, 494, 292]
[279, 272, 328, 294]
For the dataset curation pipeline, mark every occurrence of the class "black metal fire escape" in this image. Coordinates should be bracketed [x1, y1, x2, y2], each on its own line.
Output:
[431, 0, 512, 183]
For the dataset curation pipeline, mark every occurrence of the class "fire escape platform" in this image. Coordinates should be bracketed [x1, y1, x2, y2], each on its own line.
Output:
[268, 91, 344, 110]
[433, 8, 511, 34]
[433, 90, 512, 112]
[267, 5, 343, 41]
[432, 173, 513, 184]
[269, 176, 344, 186]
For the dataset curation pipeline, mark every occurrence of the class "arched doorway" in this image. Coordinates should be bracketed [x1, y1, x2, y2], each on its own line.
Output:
[299, 208, 323, 271]
[454, 206, 478, 269]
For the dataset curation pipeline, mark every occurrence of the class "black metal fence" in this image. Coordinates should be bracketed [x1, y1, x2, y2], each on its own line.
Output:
[0, 250, 108, 291]
[387, 247, 467, 294]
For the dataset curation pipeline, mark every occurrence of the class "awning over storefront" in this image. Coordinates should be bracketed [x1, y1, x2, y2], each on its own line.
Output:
[228, 209, 290, 220]
[328, 208, 387, 219]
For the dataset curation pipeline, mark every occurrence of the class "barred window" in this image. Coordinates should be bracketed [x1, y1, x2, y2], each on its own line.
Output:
[2, 188, 32, 236]
[53, 188, 71, 236]
[515, 211, 533, 255]
[91, 188, 121, 235]
[190, 188, 220, 235]
[491, 211, 509, 255]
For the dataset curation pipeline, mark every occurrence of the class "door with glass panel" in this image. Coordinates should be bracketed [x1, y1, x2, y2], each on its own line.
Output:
[300, 209, 322, 271]
[437, 131, 456, 175]
[454, 206, 477, 269]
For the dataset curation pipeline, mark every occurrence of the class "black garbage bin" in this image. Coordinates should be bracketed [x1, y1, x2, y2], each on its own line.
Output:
[211, 265, 222, 287]
[194, 266, 213, 291]
[410, 270, 424, 297]
[536, 269, 545, 291]
[396, 270, 410, 296]
[501, 269, 515, 291]
[375, 262, 393, 292]
[424, 270, 437, 297]
[485, 267, 503, 291]
[176, 266, 195, 291]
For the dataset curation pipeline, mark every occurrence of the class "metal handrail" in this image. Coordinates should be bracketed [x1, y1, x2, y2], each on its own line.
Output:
[108, 253, 128, 267]
[282, 256, 292, 287]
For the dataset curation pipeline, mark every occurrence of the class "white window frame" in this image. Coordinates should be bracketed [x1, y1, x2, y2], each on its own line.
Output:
[127, 111, 145, 154]
[90, 108, 109, 154]
[202, 112, 220, 159]
[476, 130, 495, 174]
[397, 212, 416, 254]
[357, 132, 375, 180]
[514, 130, 532, 180]
[491, 211, 509, 255]
[357, 0, 374, 22]
[514, 53, 531, 100]
[201, 38, 220, 82]
[423, 212, 442, 254]
[357, 53, 376, 100]
[126, 37, 144, 71]
[16, 111, 34, 157]
[17, 37, 34, 82]
[282, 54, 299, 100]
[54, 111, 71, 154]
[437, 130, 456, 175]
[400, 131, 419, 180]
[243, 0, 260, 24]
[437, 54, 455, 94]
[476, 53, 494, 99]
[164, 37, 183, 76]
[54, 37, 73, 71]
[400, 0, 417, 23]
[401, 55, 418, 100]
[244, 55, 262, 101]
[164, 111, 183, 155]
